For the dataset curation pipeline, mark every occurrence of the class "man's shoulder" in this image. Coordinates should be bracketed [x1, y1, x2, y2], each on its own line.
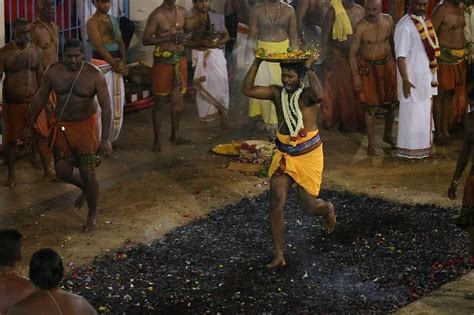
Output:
[353, 4, 364, 13]
[382, 13, 393, 23]
[395, 15, 413, 29]
[0, 43, 13, 54]
[84, 62, 103, 75]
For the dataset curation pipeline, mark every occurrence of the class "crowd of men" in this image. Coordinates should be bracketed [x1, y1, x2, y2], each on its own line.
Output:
[0, 0, 473, 311]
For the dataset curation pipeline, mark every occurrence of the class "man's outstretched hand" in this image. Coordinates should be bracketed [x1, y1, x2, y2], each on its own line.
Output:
[100, 140, 113, 158]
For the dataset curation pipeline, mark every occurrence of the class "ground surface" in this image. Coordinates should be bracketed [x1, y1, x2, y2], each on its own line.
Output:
[1, 91, 473, 313]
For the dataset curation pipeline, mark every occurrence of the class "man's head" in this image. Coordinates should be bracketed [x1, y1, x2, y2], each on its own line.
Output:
[280, 63, 304, 93]
[29, 248, 64, 290]
[409, 0, 429, 16]
[193, 0, 211, 13]
[37, 0, 55, 21]
[0, 229, 22, 268]
[163, 0, 177, 6]
[92, 0, 111, 14]
[364, 0, 382, 22]
[13, 19, 31, 46]
[63, 39, 84, 71]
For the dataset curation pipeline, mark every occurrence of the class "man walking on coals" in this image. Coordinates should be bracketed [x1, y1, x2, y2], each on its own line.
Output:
[242, 53, 336, 268]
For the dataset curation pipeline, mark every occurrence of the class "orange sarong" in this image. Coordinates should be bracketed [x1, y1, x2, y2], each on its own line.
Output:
[322, 51, 364, 132]
[34, 93, 57, 138]
[357, 55, 398, 115]
[152, 56, 188, 96]
[2, 103, 29, 142]
[51, 113, 101, 171]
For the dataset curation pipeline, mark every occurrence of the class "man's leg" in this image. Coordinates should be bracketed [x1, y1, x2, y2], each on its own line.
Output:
[33, 134, 55, 180]
[170, 90, 191, 144]
[267, 174, 293, 268]
[152, 95, 166, 151]
[383, 110, 395, 148]
[441, 90, 455, 138]
[54, 160, 86, 209]
[434, 90, 453, 144]
[297, 186, 336, 234]
[4, 141, 18, 187]
[364, 111, 378, 156]
[79, 169, 99, 232]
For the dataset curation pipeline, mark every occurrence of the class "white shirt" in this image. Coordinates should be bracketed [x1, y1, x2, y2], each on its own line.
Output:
[394, 14, 437, 102]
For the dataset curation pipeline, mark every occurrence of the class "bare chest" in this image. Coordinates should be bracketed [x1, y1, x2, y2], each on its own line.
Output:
[32, 25, 58, 50]
[442, 11, 466, 31]
[157, 10, 186, 33]
[52, 74, 95, 98]
[5, 49, 41, 72]
[362, 24, 391, 45]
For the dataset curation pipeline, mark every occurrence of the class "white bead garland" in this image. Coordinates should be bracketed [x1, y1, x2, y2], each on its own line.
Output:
[281, 86, 305, 139]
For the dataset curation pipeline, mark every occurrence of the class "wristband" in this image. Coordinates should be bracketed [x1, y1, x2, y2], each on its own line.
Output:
[452, 179, 460, 185]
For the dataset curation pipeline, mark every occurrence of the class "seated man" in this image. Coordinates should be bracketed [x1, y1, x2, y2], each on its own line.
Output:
[0, 229, 36, 315]
[7, 248, 97, 315]
[242, 53, 336, 268]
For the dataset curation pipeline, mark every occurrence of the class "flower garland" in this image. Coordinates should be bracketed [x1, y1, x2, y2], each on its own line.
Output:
[410, 13, 440, 87]
[281, 86, 306, 146]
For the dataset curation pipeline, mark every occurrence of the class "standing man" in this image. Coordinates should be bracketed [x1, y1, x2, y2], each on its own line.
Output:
[349, 0, 397, 156]
[0, 229, 36, 314]
[246, 0, 299, 138]
[242, 55, 336, 268]
[321, 0, 365, 132]
[225, 0, 253, 72]
[297, 0, 330, 45]
[394, 0, 438, 159]
[143, 0, 191, 152]
[448, 89, 474, 257]
[87, 0, 128, 143]
[187, 0, 230, 127]
[0, 19, 45, 187]
[432, 0, 467, 144]
[30, 0, 59, 180]
[28, 39, 113, 232]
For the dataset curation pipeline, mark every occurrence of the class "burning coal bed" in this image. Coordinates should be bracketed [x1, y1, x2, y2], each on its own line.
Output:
[65, 189, 472, 314]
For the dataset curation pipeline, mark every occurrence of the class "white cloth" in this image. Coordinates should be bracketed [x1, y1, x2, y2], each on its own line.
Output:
[394, 14, 437, 159]
[396, 99, 433, 159]
[94, 61, 125, 142]
[192, 48, 229, 121]
[394, 15, 437, 103]
[235, 23, 249, 69]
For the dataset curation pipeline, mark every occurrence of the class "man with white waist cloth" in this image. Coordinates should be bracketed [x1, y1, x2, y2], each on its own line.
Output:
[86, 0, 128, 143]
[246, 0, 299, 138]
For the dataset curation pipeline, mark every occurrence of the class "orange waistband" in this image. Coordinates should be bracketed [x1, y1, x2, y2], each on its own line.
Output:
[55, 113, 98, 127]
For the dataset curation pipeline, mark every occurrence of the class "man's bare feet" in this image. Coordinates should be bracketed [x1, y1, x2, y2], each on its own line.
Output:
[82, 219, 98, 232]
[3, 175, 15, 188]
[170, 137, 193, 145]
[152, 140, 162, 152]
[74, 193, 86, 209]
[266, 255, 286, 268]
[44, 172, 59, 182]
[367, 147, 379, 156]
[324, 202, 337, 234]
[383, 135, 396, 148]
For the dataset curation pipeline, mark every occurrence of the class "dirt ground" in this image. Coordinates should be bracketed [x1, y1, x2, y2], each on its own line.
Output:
[0, 91, 472, 312]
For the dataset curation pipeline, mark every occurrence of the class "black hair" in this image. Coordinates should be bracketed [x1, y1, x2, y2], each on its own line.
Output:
[13, 18, 30, 31]
[280, 62, 305, 80]
[29, 248, 64, 290]
[0, 229, 22, 266]
[64, 39, 84, 52]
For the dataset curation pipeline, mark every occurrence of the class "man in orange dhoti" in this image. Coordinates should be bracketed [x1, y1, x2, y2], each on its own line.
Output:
[432, 0, 467, 144]
[322, 0, 365, 132]
[350, 0, 397, 156]
[448, 90, 474, 257]
[243, 53, 336, 269]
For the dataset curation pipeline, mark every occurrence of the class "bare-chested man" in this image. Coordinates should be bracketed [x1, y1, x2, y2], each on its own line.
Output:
[28, 39, 113, 232]
[242, 54, 336, 268]
[448, 89, 474, 257]
[7, 248, 97, 315]
[296, 0, 330, 45]
[0, 229, 36, 315]
[30, 0, 59, 179]
[143, 0, 191, 152]
[246, 0, 299, 136]
[349, 0, 397, 156]
[432, 0, 467, 144]
[0, 19, 45, 187]
[321, 0, 365, 132]
[87, 0, 128, 143]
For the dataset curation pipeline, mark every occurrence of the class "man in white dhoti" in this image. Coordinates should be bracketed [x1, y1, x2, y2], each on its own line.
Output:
[394, 0, 438, 159]
[86, 0, 128, 143]
[187, 0, 231, 127]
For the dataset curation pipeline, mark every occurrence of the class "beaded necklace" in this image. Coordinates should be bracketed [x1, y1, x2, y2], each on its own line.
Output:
[264, 1, 282, 25]
[281, 86, 304, 145]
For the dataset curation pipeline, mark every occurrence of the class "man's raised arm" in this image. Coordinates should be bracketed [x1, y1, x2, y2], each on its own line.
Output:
[28, 67, 53, 128]
[241, 58, 275, 100]
[305, 55, 323, 104]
